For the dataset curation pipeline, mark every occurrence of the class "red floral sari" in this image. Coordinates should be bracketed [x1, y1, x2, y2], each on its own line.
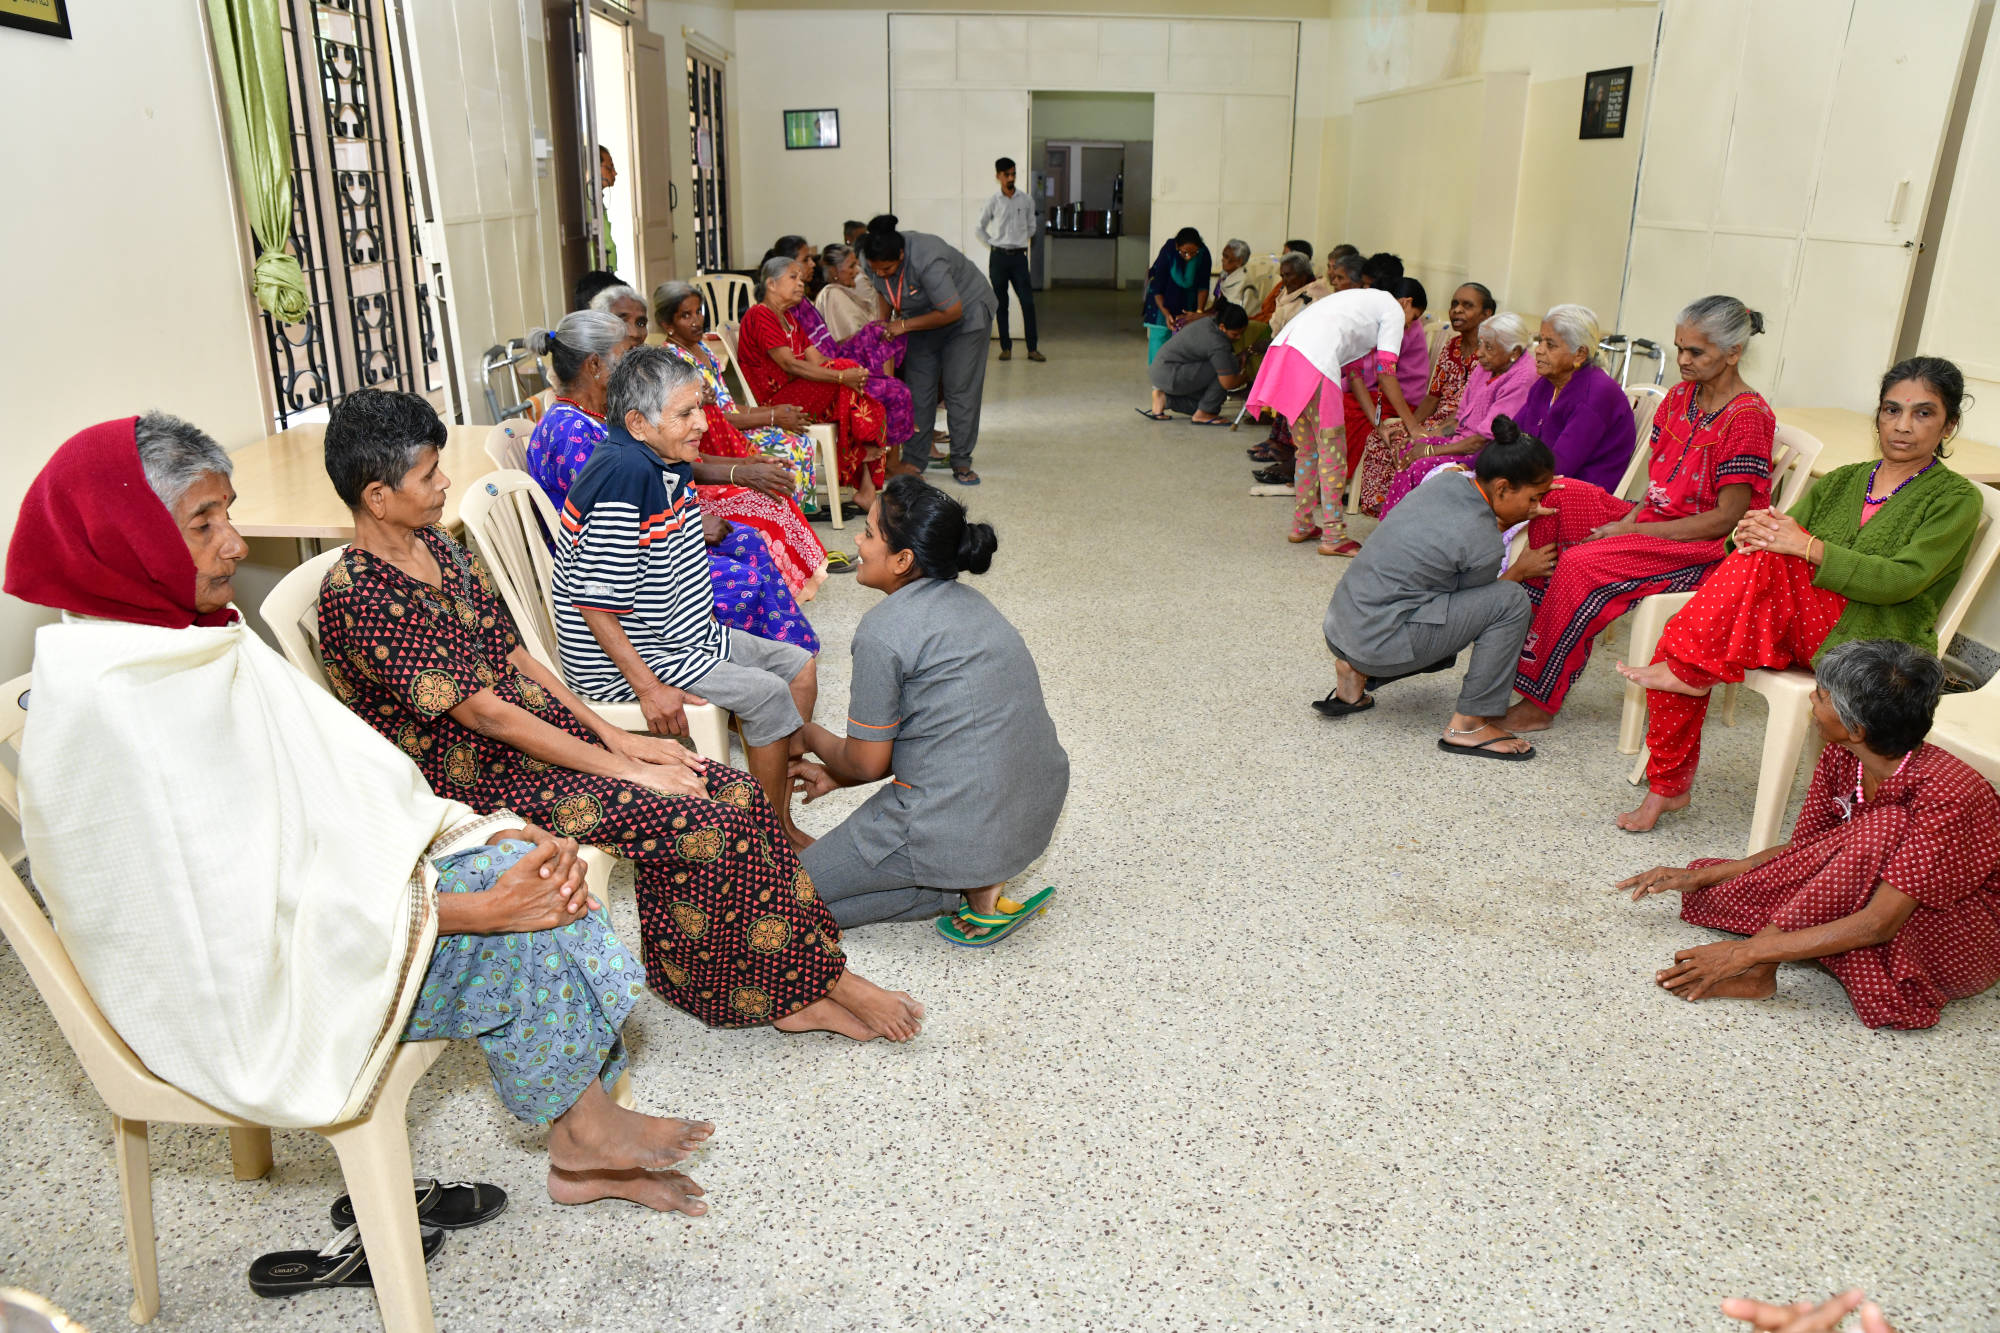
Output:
[738, 303, 887, 492]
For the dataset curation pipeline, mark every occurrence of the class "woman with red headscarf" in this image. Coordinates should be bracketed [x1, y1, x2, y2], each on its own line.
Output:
[5, 414, 716, 1218]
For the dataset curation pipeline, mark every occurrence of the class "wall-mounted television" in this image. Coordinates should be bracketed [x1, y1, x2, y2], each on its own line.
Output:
[784, 109, 840, 150]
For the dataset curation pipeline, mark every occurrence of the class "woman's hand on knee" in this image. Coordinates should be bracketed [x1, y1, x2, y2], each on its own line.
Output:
[611, 729, 706, 773]
[484, 834, 595, 932]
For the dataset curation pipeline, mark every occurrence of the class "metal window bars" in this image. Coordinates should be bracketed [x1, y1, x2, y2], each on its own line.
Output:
[260, 0, 451, 428]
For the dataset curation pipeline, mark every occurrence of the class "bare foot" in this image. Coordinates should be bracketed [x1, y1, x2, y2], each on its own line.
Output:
[828, 970, 925, 1042]
[1502, 699, 1555, 733]
[1616, 789, 1691, 832]
[1615, 659, 1709, 696]
[773, 994, 877, 1041]
[548, 1166, 708, 1216]
[546, 1082, 714, 1173]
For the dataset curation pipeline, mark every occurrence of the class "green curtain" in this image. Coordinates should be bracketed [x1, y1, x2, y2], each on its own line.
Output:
[207, 0, 311, 323]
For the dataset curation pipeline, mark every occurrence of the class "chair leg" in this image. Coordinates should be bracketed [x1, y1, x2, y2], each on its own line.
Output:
[1628, 745, 1649, 786]
[113, 1116, 160, 1325]
[611, 1069, 635, 1109]
[323, 1116, 437, 1333]
[228, 1127, 273, 1181]
[813, 426, 843, 530]
[1722, 681, 1740, 727]
[1747, 694, 1812, 856]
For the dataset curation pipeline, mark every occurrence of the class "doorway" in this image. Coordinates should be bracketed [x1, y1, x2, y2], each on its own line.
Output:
[588, 11, 635, 279]
[1028, 91, 1153, 290]
[687, 47, 731, 272]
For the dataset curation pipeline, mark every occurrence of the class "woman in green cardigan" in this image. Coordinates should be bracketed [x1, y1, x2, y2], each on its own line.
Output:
[1616, 356, 1984, 831]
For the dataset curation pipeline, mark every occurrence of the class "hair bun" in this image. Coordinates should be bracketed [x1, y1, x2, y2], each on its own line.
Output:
[1748, 309, 1766, 336]
[957, 521, 998, 576]
[1490, 414, 1519, 447]
[529, 328, 554, 355]
[867, 214, 899, 234]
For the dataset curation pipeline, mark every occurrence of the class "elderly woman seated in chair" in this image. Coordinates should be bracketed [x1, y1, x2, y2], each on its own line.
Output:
[4, 413, 717, 1216]
[1622, 639, 2000, 1029]
[312, 390, 923, 1044]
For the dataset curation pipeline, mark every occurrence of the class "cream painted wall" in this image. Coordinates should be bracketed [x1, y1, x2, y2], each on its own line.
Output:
[734, 10, 891, 255]
[0, 5, 269, 681]
[1314, 0, 1658, 323]
[1032, 90, 1157, 139]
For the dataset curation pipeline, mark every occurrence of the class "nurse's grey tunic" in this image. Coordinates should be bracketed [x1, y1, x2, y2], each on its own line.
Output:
[838, 577, 1067, 886]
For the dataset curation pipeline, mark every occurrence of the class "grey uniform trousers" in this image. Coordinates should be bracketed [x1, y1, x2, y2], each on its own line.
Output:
[799, 823, 954, 928]
[1326, 580, 1532, 718]
[1151, 361, 1227, 416]
[901, 310, 993, 471]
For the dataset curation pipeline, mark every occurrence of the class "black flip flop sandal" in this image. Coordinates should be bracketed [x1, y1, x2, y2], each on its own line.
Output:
[823, 551, 858, 575]
[331, 1179, 508, 1233]
[1310, 692, 1374, 718]
[1134, 407, 1172, 421]
[1437, 735, 1536, 761]
[249, 1225, 445, 1298]
[952, 466, 981, 486]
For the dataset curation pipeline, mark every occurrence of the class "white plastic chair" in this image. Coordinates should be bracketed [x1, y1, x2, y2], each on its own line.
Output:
[1616, 423, 1827, 753]
[484, 420, 531, 474]
[1623, 482, 2000, 854]
[1610, 385, 1666, 502]
[696, 272, 755, 329]
[1931, 673, 2000, 787]
[454, 471, 733, 762]
[0, 673, 447, 1332]
[712, 321, 844, 529]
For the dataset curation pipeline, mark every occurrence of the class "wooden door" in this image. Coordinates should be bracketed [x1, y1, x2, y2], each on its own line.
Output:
[632, 20, 675, 292]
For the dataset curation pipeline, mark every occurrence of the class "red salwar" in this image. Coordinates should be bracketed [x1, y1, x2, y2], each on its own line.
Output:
[1513, 482, 1724, 712]
[737, 303, 888, 494]
[1642, 549, 1848, 797]
[1680, 744, 2000, 1028]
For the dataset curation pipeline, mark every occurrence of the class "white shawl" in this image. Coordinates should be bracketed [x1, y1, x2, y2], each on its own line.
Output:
[20, 617, 511, 1127]
[817, 279, 884, 344]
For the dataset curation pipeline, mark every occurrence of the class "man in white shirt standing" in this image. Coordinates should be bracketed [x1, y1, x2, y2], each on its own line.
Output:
[976, 156, 1044, 363]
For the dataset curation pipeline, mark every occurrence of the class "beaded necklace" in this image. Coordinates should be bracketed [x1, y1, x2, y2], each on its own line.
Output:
[1865, 455, 1936, 506]
[1839, 748, 1911, 820]
[553, 396, 604, 421]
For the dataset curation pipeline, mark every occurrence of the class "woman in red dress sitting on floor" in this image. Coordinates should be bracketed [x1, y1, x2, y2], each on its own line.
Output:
[735, 254, 888, 514]
[1621, 639, 2000, 1030]
[1503, 295, 1775, 735]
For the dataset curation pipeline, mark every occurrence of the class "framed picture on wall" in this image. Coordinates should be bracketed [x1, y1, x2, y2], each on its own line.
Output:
[1579, 66, 1632, 139]
[0, 0, 72, 39]
[783, 109, 840, 151]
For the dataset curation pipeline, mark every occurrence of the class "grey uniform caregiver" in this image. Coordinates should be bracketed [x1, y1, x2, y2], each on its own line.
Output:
[859, 213, 997, 486]
[789, 475, 1069, 941]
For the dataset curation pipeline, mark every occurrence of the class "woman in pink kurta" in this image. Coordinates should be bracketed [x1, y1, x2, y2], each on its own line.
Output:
[1622, 639, 2000, 1030]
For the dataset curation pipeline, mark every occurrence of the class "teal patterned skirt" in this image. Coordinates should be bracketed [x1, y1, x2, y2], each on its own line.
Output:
[401, 840, 643, 1124]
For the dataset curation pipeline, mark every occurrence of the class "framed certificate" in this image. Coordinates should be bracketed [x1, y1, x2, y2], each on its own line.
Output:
[1579, 66, 1632, 140]
[0, 0, 72, 39]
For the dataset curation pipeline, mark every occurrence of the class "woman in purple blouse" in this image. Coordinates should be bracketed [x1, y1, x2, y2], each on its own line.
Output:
[1513, 303, 1636, 493]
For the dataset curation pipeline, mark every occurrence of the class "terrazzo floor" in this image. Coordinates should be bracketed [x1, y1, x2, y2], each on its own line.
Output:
[2, 291, 1996, 1331]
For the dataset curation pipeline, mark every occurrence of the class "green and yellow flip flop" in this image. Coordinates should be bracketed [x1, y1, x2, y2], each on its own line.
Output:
[934, 886, 1056, 948]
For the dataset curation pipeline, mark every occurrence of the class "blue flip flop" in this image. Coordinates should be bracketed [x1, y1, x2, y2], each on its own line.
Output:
[935, 886, 1056, 948]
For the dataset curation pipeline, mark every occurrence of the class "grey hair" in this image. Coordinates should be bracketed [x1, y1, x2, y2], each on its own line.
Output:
[1814, 639, 1945, 758]
[1477, 311, 1534, 355]
[819, 241, 855, 277]
[529, 310, 626, 387]
[587, 283, 641, 314]
[1543, 303, 1601, 365]
[754, 253, 800, 301]
[1278, 250, 1313, 280]
[606, 343, 704, 427]
[1678, 294, 1765, 353]
[1222, 238, 1252, 263]
[134, 411, 232, 511]
[651, 280, 703, 328]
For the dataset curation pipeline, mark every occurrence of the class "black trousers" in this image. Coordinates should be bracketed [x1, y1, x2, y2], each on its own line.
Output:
[987, 248, 1037, 351]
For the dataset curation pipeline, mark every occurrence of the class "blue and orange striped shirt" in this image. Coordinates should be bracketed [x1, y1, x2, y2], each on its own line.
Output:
[551, 426, 727, 697]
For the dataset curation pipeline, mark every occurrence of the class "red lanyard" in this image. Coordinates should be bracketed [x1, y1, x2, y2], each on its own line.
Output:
[884, 263, 908, 313]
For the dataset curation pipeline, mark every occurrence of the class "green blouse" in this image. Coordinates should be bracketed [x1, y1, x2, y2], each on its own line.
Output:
[1787, 459, 1985, 659]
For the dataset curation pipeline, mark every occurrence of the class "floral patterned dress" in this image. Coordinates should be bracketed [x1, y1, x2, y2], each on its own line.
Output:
[315, 526, 847, 1026]
[660, 338, 820, 507]
[1353, 333, 1475, 516]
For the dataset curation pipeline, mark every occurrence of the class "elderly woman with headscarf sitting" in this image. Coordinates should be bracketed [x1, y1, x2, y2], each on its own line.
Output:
[4, 413, 716, 1220]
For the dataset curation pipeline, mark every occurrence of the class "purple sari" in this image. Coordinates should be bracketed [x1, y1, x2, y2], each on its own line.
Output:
[792, 299, 915, 447]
